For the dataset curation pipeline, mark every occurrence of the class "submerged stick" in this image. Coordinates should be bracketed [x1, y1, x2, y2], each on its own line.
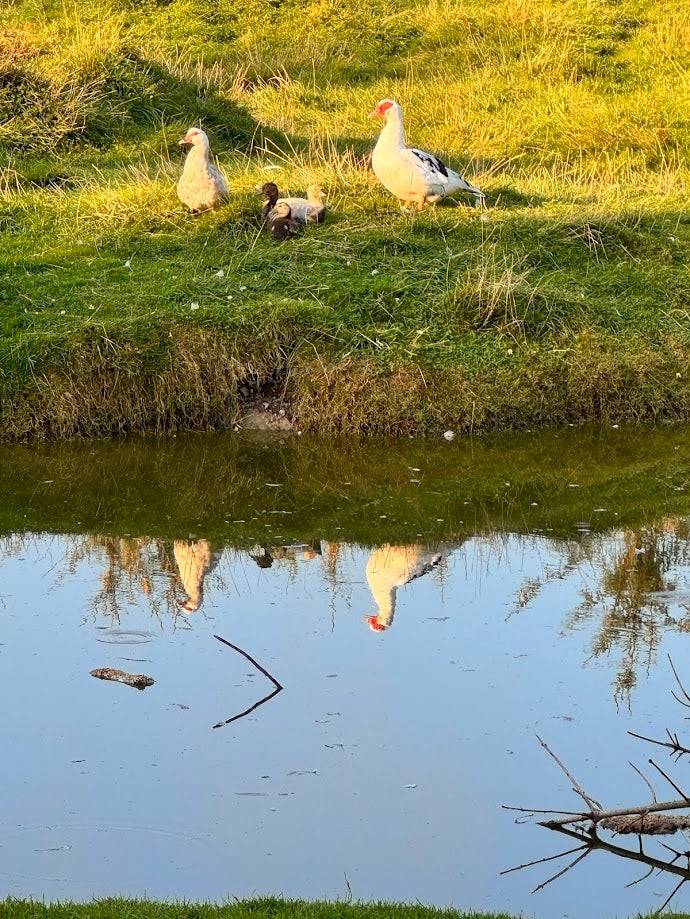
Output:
[90, 667, 155, 690]
[212, 633, 283, 729]
[214, 634, 282, 690]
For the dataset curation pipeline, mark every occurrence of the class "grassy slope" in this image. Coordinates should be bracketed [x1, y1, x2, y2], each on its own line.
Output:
[2, 903, 685, 919]
[1, 0, 690, 437]
[0, 901, 685, 919]
[0, 901, 515, 919]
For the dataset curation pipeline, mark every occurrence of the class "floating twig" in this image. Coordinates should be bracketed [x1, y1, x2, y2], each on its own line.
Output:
[212, 634, 283, 729]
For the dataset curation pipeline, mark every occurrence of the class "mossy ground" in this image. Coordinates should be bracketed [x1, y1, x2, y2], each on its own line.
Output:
[1, 0, 690, 438]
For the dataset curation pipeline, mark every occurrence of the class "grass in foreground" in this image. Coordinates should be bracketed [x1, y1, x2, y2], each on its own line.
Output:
[1, 0, 690, 437]
[1, 899, 688, 919]
[0, 901, 517, 919]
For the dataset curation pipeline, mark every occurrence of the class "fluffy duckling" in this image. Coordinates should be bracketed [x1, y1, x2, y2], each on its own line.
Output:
[177, 127, 229, 212]
[267, 202, 301, 242]
[303, 185, 327, 224]
[257, 182, 327, 225]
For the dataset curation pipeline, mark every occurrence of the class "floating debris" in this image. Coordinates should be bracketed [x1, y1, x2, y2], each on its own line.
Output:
[90, 668, 155, 690]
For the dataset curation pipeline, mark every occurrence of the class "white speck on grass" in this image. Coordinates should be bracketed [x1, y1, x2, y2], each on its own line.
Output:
[190, 302, 200, 311]
[124, 259, 131, 269]
[371, 269, 379, 275]
[240, 286, 247, 291]
[443, 430, 455, 441]
[216, 269, 224, 278]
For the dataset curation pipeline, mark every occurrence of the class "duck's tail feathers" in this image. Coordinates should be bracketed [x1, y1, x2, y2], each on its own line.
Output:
[453, 175, 485, 207]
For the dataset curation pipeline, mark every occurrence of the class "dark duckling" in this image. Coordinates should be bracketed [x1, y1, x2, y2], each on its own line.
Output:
[257, 181, 328, 224]
[257, 181, 280, 221]
[267, 202, 301, 242]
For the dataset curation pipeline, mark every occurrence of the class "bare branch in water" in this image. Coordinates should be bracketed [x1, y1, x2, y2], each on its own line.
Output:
[507, 660, 690, 913]
[531, 848, 591, 894]
[669, 654, 690, 709]
[657, 876, 688, 914]
[540, 797, 690, 830]
[212, 685, 282, 729]
[647, 759, 690, 803]
[628, 729, 690, 760]
[500, 845, 588, 876]
[212, 634, 283, 729]
[214, 634, 283, 690]
[536, 734, 602, 812]
[628, 760, 657, 802]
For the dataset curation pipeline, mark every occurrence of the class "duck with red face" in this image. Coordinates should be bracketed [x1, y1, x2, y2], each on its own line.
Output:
[369, 99, 484, 210]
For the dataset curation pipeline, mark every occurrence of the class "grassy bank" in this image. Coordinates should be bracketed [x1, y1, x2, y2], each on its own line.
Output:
[0, 901, 681, 919]
[0, 901, 512, 919]
[2, 0, 690, 437]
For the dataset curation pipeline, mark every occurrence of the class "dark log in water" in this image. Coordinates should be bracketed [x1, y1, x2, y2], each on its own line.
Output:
[90, 667, 155, 690]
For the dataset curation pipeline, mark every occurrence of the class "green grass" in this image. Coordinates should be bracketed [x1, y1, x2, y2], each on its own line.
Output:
[2, 0, 690, 437]
[0, 900, 516, 919]
[0, 900, 688, 919]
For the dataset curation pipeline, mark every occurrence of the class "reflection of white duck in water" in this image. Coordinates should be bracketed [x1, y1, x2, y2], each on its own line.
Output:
[365, 544, 444, 631]
[174, 539, 219, 613]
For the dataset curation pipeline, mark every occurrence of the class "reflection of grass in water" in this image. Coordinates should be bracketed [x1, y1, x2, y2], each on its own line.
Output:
[562, 520, 690, 701]
[64, 534, 181, 624]
[1, 425, 690, 548]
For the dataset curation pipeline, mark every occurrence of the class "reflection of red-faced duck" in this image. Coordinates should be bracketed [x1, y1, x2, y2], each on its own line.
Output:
[364, 544, 443, 631]
[174, 539, 219, 613]
[177, 127, 229, 212]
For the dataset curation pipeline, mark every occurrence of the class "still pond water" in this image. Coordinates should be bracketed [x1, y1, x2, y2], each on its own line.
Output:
[3, 426, 690, 918]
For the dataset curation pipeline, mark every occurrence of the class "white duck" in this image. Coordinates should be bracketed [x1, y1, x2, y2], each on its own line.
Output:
[369, 99, 484, 209]
[177, 127, 229, 212]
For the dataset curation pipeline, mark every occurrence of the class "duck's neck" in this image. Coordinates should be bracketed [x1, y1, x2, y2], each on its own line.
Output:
[186, 144, 210, 168]
[376, 110, 406, 151]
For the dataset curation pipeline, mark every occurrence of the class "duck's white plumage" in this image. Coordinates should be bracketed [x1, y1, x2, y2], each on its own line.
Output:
[176, 127, 229, 212]
[369, 99, 484, 209]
